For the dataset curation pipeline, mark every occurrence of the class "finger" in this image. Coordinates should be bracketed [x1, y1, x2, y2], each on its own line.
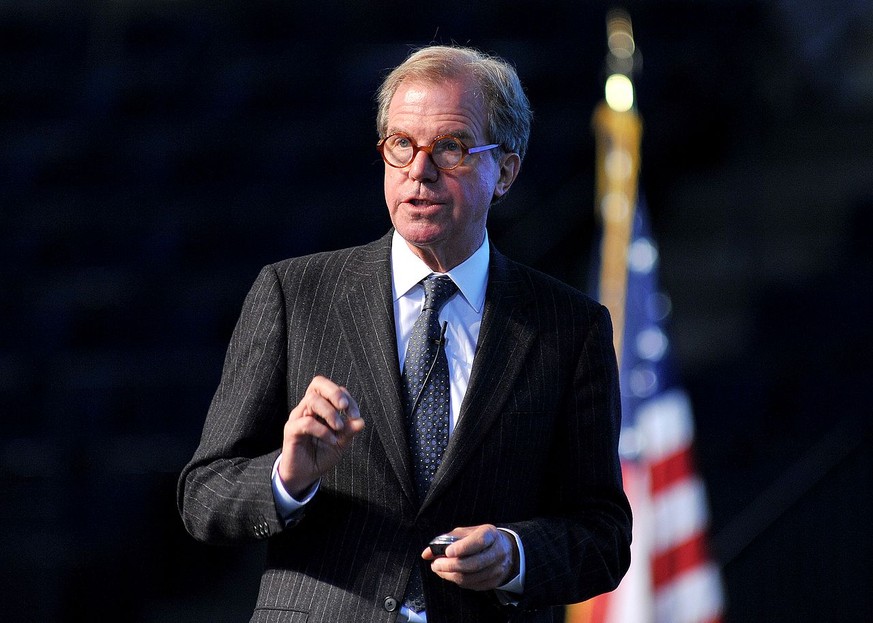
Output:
[431, 541, 509, 590]
[430, 562, 503, 591]
[340, 387, 362, 420]
[337, 413, 366, 443]
[443, 526, 495, 558]
[430, 527, 512, 586]
[307, 376, 352, 413]
[302, 392, 348, 433]
[286, 409, 340, 447]
[432, 545, 496, 574]
[305, 377, 365, 429]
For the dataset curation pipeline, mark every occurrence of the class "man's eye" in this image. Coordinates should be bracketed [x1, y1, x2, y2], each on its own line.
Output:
[391, 136, 412, 149]
[436, 139, 461, 152]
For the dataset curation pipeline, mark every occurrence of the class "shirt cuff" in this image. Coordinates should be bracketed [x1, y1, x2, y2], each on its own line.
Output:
[495, 527, 525, 596]
[271, 454, 319, 525]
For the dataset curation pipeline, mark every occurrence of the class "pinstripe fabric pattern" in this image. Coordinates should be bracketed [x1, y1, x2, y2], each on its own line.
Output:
[178, 231, 631, 623]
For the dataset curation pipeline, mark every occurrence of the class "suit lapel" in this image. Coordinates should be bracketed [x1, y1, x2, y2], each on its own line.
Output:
[334, 237, 539, 513]
[334, 232, 418, 506]
[423, 249, 537, 511]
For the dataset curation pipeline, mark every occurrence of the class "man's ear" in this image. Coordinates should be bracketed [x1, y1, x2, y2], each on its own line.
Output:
[492, 152, 522, 202]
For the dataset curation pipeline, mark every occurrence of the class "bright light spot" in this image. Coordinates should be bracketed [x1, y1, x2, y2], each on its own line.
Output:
[600, 192, 630, 222]
[637, 327, 669, 361]
[630, 363, 658, 398]
[628, 237, 658, 273]
[605, 74, 634, 112]
[608, 31, 635, 59]
[607, 10, 636, 59]
[646, 292, 672, 322]
[618, 426, 642, 460]
[605, 148, 633, 181]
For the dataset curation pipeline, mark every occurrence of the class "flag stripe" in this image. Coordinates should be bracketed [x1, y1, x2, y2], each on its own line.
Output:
[653, 475, 710, 553]
[652, 532, 709, 587]
[636, 389, 694, 461]
[650, 447, 694, 494]
[654, 563, 724, 623]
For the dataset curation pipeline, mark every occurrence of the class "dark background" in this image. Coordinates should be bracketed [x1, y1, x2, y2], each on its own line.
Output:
[2, 1, 871, 621]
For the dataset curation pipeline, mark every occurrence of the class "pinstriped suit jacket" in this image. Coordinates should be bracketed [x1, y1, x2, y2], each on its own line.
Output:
[178, 230, 631, 623]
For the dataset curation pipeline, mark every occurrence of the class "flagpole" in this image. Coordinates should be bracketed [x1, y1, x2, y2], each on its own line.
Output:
[593, 8, 642, 368]
[566, 9, 641, 623]
[593, 97, 642, 367]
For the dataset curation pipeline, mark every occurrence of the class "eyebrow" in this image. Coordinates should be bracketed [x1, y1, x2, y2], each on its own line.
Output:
[386, 128, 477, 143]
[444, 129, 476, 143]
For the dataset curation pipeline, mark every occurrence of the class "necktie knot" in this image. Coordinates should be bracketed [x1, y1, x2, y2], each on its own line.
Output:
[421, 275, 457, 312]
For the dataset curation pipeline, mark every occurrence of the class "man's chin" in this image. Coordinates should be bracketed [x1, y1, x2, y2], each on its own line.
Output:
[396, 222, 446, 248]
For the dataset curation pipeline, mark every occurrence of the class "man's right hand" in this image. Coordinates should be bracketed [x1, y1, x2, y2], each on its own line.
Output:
[279, 375, 364, 498]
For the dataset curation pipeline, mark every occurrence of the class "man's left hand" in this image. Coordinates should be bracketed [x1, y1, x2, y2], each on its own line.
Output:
[422, 524, 519, 591]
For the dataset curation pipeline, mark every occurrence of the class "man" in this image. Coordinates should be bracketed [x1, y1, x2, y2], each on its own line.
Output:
[178, 45, 631, 623]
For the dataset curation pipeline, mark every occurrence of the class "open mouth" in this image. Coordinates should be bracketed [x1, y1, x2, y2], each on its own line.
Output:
[406, 198, 442, 209]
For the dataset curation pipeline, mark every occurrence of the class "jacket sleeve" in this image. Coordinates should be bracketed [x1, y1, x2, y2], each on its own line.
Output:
[177, 264, 290, 544]
[505, 303, 632, 609]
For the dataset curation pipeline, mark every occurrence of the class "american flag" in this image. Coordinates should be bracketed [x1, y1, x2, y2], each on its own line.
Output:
[573, 199, 726, 623]
[565, 13, 725, 620]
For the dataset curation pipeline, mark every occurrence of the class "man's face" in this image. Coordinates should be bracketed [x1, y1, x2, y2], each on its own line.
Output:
[383, 76, 519, 271]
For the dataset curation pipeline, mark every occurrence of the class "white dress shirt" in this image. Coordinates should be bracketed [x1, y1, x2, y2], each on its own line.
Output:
[272, 231, 524, 620]
[390, 228, 488, 433]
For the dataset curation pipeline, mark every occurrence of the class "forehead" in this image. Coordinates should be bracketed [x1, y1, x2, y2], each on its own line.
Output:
[386, 76, 488, 139]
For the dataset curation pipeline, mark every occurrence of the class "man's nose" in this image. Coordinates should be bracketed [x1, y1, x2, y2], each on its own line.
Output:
[408, 149, 439, 182]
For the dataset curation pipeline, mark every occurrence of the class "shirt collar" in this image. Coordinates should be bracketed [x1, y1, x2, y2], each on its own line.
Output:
[391, 229, 490, 314]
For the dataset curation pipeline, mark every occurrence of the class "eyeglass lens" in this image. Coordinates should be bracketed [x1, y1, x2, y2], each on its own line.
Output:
[382, 135, 466, 170]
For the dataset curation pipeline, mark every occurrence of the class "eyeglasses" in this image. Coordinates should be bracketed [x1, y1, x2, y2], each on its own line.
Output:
[377, 132, 500, 171]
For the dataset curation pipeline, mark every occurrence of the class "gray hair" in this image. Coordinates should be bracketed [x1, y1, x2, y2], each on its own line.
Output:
[376, 45, 532, 162]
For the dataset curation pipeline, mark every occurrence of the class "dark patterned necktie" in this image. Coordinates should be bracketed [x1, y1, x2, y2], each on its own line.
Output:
[401, 275, 456, 615]
[402, 274, 457, 500]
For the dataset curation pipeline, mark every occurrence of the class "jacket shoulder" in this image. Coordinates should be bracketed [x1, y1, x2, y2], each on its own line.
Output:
[263, 233, 392, 288]
[493, 250, 605, 318]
